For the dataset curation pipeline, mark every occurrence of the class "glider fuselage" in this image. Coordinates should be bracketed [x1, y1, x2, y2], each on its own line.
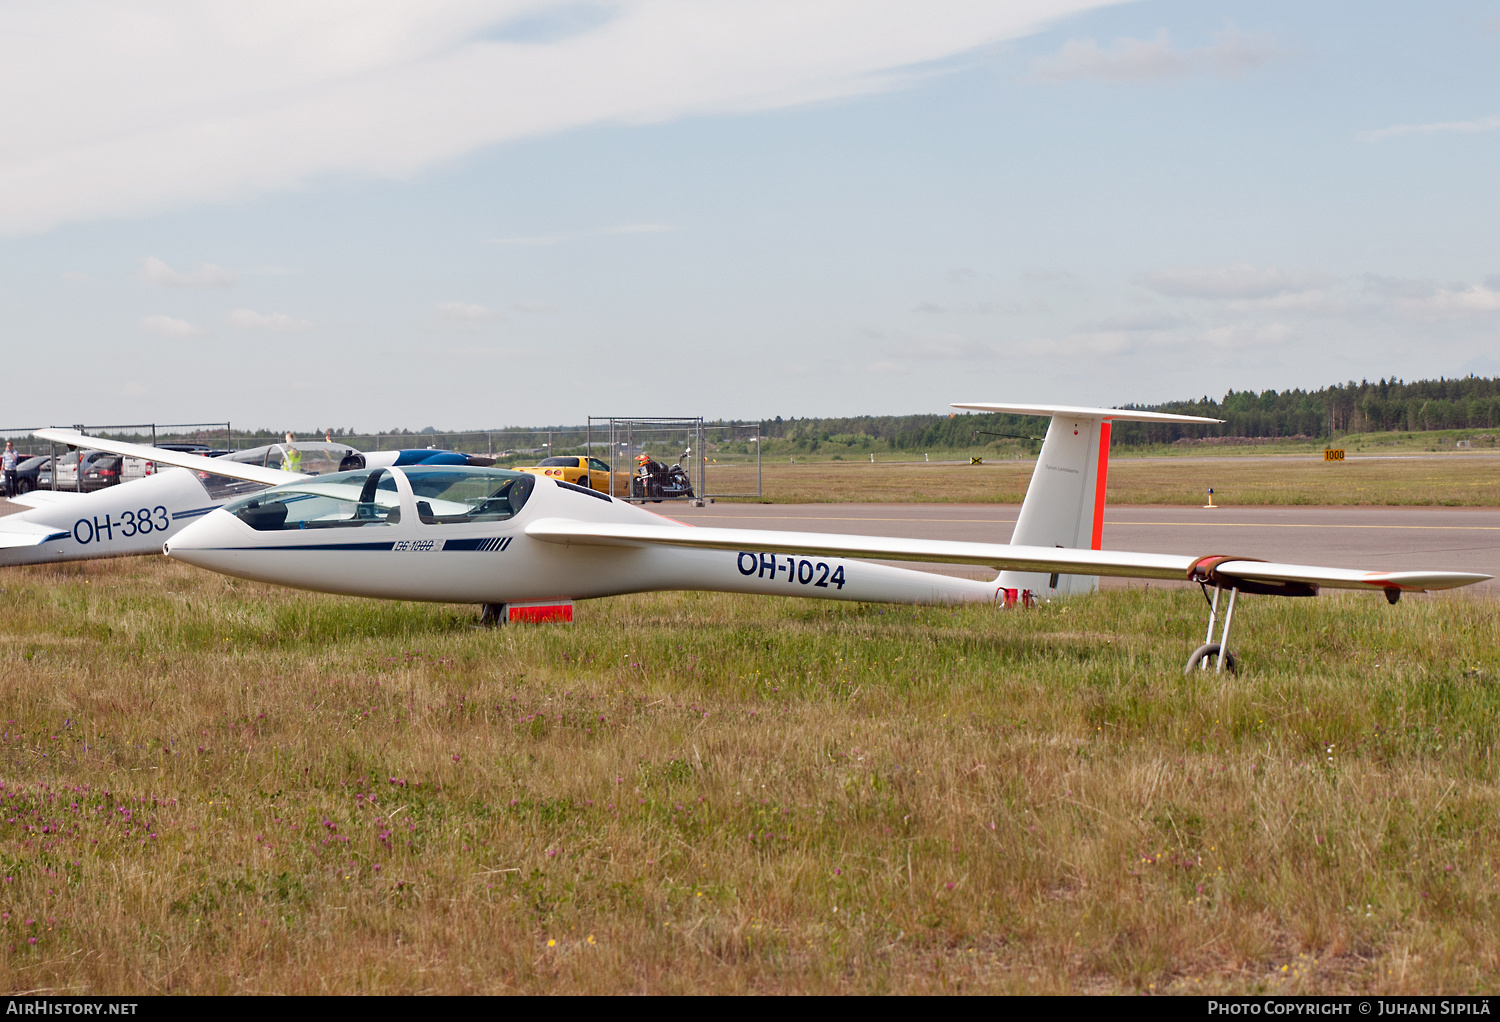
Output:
[165, 467, 1002, 606]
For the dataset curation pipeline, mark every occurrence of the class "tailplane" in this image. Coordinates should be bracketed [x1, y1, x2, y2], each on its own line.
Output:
[951, 402, 1222, 598]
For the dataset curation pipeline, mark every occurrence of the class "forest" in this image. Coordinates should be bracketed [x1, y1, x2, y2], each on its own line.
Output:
[753, 376, 1500, 451]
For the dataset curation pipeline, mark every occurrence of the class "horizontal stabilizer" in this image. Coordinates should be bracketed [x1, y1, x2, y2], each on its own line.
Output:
[0, 519, 69, 548]
[7, 491, 82, 508]
[34, 429, 300, 487]
[950, 402, 1222, 424]
[523, 518, 1489, 593]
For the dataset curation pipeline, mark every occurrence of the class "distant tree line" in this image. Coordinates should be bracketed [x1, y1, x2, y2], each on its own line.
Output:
[755, 376, 1500, 450]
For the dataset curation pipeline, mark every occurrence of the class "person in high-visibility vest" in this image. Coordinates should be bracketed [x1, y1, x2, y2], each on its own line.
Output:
[281, 432, 302, 473]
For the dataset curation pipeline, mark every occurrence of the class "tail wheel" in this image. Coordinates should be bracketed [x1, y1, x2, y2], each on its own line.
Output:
[1184, 642, 1238, 676]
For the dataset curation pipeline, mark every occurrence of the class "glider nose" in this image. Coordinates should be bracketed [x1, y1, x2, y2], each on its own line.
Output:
[163, 509, 239, 568]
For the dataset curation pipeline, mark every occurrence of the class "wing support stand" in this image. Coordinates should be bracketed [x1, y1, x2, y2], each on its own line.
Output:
[1182, 554, 1319, 676]
[1185, 584, 1239, 675]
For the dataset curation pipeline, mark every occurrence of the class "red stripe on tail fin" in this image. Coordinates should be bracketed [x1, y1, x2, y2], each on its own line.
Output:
[1091, 421, 1111, 551]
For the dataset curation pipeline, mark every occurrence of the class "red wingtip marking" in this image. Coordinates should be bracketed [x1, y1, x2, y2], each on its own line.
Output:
[1091, 420, 1111, 551]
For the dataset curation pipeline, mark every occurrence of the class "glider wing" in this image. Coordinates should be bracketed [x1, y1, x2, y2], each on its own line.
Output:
[523, 519, 1489, 594]
[33, 429, 300, 487]
[7, 491, 83, 508]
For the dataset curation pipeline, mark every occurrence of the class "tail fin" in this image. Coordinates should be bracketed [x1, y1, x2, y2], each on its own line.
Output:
[951, 402, 1222, 598]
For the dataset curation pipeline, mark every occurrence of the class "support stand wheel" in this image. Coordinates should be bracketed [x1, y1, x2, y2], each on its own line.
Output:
[1184, 642, 1237, 676]
[478, 603, 505, 627]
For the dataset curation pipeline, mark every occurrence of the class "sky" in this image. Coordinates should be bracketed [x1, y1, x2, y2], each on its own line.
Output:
[3, 0, 1500, 431]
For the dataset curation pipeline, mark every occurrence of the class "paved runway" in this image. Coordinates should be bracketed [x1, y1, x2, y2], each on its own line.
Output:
[667, 503, 1500, 593]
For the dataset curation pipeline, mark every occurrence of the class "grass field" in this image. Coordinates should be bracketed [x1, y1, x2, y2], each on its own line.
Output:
[0, 555, 1497, 993]
[703, 453, 1500, 506]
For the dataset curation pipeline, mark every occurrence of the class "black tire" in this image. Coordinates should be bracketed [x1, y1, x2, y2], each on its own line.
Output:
[1184, 642, 1238, 675]
[576, 475, 592, 490]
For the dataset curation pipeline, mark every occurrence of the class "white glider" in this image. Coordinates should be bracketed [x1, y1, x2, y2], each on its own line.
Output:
[111, 401, 1491, 673]
[0, 430, 491, 567]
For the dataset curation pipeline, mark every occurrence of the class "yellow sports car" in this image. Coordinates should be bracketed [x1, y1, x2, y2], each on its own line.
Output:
[517, 456, 631, 496]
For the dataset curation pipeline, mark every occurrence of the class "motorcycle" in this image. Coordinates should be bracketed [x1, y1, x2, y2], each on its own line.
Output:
[631, 449, 695, 501]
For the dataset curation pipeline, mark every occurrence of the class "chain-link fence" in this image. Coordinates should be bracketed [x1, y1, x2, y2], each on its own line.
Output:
[0, 419, 764, 499]
[0, 422, 232, 458]
[588, 418, 762, 501]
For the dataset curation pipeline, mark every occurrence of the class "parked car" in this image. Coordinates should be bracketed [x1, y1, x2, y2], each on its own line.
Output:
[82, 453, 123, 491]
[7, 456, 49, 496]
[48, 450, 117, 491]
[121, 444, 229, 483]
[515, 455, 631, 495]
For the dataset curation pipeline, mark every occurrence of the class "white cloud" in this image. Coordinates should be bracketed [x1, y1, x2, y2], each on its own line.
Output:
[141, 314, 201, 337]
[1020, 268, 1073, 283]
[492, 223, 671, 245]
[141, 255, 236, 288]
[910, 300, 1014, 314]
[1358, 115, 1500, 143]
[1032, 25, 1278, 83]
[881, 333, 994, 360]
[605, 222, 672, 234]
[1028, 318, 1292, 360]
[490, 234, 568, 246]
[1222, 289, 1342, 315]
[0, 1, 1130, 236]
[1197, 321, 1293, 348]
[1138, 263, 1332, 300]
[1087, 309, 1183, 331]
[1395, 283, 1500, 318]
[225, 308, 311, 330]
[435, 301, 501, 322]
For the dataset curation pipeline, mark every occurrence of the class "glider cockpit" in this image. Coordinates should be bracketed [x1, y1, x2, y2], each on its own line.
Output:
[224, 467, 535, 531]
[196, 442, 365, 499]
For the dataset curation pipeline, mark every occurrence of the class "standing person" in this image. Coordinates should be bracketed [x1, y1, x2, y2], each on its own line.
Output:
[1, 441, 17, 498]
[281, 432, 303, 473]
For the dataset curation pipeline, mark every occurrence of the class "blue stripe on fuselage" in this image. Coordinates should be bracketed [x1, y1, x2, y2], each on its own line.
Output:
[440, 537, 512, 551]
[209, 542, 398, 552]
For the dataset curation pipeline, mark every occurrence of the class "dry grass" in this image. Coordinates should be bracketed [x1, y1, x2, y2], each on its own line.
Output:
[705, 454, 1500, 506]
[0, 556, 1497, 993]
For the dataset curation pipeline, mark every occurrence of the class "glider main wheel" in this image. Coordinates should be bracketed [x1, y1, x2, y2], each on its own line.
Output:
[1184, 642, 1238, 676]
